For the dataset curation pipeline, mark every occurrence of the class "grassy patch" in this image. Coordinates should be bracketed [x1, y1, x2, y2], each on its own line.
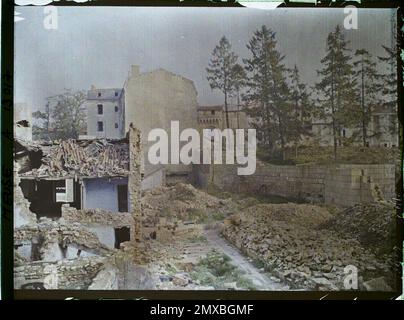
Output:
[187, 208, 209, 223]
[165, 263, 177, 274]
[191, 250, 257, 290]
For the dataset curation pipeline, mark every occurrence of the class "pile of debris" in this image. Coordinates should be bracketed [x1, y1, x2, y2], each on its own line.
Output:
[61, 205, 133, 229]
[222, 203, 395, 291]
[14, 256, 109, 290]
[20, 139, 129, 178]
[15, 217, 111, 263]
[142, 183, 235, 226]
[321, 201, 397, 253]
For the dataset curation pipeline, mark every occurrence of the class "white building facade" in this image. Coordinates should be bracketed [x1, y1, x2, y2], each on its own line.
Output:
[83, 87, 125, 139]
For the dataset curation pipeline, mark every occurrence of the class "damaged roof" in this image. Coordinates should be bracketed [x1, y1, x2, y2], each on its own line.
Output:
[18, 138, 130, 179]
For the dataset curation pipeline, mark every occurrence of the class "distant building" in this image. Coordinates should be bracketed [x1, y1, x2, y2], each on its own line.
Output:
[14, 103, 32, 141]
[368, 105, 399, 147]
[83, 65, 199, 186]
[245, 101, 398, 148]
[311, 107, 399, 148]
[197, 105, 248, 130]
[83, 86, 125, 139]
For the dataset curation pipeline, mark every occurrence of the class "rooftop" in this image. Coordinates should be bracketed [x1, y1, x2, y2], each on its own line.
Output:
[16, 138, 130, 179]
[87, 88, 123, 101]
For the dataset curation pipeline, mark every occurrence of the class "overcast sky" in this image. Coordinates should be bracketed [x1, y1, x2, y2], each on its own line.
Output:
[14, 7, 396, 111]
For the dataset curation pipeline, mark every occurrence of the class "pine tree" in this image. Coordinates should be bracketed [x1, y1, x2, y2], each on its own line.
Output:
[353, 49, 379, 146]
[206, 36, 239, 128]
[289, 64, 312, 156]
[378, 43, 398, 137]
[230, 63, 246, 128]
[315, 25, 357, 160]
[243, 25, 292, 159]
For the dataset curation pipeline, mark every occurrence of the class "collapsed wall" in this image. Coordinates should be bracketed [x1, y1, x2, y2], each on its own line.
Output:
[13, 126, 145, 290]
[14, 256, 108, 290]
[61, 205, 133, 249]
[14, 162, 37, 228]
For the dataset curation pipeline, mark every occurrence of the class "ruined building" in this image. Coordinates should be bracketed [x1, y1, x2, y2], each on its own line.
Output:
[14, 126, 143, 289]
[14, 103, 33, 141]
[84, 65, 198, 186]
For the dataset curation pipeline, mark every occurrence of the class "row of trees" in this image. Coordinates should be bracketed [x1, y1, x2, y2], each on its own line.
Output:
[206, 25, 398, 160]
[33, 89, 86, 140]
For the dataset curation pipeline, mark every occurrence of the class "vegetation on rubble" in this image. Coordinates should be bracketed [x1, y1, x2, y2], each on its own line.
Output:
[190, 250, 257, 290]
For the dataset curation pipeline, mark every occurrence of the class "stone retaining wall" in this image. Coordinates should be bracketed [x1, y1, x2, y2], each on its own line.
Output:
[204, 163, 396, 207]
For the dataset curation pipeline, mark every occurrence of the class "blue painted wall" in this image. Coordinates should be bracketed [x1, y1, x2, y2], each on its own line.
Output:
[83, 177, 129, 212]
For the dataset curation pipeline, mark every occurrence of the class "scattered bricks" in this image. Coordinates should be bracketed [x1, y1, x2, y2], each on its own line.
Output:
[14, 256, 108, 289]
[222, 202, 396, 291]
[20, 138, 129, 178]
[61, 205, 133, 229]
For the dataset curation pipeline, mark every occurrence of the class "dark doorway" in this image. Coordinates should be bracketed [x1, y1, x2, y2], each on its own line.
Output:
[19, 179, 81, 219]
[20, 179, 62, 218]
[117, 184, 128, 212]
[114, 227, 130, 249]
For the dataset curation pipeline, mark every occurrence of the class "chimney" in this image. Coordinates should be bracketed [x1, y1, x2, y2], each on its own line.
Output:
[131, 65, 140, 78]
[91, 84, 96, 90]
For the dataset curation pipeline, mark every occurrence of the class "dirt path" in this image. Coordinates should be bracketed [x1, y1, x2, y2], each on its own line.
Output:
[204, 228, 287, 290]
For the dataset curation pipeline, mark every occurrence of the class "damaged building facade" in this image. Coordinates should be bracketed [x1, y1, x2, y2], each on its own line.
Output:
[14, 126, 143, 289]
[14, 103, 33, 141]
[84, 65, 199, 187]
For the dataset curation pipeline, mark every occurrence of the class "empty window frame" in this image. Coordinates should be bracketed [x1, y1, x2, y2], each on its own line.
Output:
[97, 121, 103, 132]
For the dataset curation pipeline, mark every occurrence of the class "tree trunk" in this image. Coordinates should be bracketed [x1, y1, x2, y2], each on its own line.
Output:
[331, 72, 337, 161]
[278, 115, 285, 161]
[237, 91, 240, 129]
[361, 59, 367, 147]
[224, 91, 230, 129]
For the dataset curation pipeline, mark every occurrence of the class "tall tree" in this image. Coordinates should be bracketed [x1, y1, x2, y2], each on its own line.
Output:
[315, 25, 357, 160]
[50, 89, 87, 140]
[243, 25, 292, 159]
[230, 63, 246, 128]
[378, 43, 398, 137]
[289, 64, 312, 156]
[206, 36, 239, 128]
[353, 49, 379, 146]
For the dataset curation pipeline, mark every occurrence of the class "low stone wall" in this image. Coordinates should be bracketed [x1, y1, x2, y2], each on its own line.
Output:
[208, 163, 396, 207]
[14, 256, 107, 289]
[14, 217, 111, 262]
